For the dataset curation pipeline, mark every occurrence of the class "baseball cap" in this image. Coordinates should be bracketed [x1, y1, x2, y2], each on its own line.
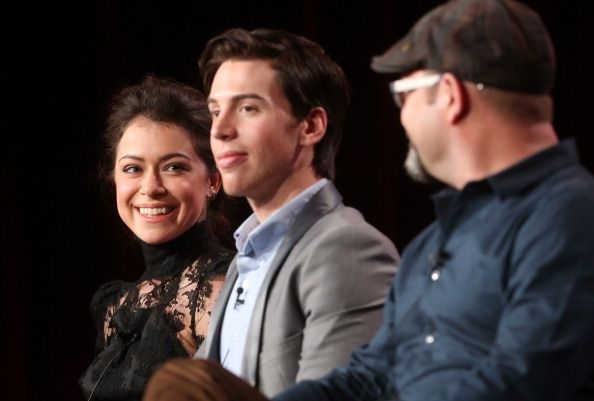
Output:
[371, 0, 556, 94]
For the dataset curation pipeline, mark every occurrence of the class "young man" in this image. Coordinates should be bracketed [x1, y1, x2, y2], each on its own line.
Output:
[143, 2, 594, 401]
[144, 28, 398, 398]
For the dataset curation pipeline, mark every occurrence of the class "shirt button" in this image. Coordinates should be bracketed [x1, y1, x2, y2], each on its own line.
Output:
[430, 270, 440, 281]
[232, 332, 239, 342]
[425, 334, 435, 344]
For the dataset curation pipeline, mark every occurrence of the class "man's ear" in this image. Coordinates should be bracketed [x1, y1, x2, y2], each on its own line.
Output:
[441, 73, 469, 123]
[299, 107, 327, 146]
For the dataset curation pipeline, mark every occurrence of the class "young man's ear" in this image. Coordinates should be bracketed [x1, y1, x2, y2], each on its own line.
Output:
[299, 107, 327, 146]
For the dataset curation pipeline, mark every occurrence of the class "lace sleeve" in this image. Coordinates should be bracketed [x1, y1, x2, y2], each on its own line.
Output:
[165, 265, 225, 354]
[88, 281, 126, 351]
[166, 249, 233, 355]
[192, 275, 225, 347]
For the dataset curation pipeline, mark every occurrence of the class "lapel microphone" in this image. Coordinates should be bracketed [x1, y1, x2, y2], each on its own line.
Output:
[428, 251, 449, 268]
[234, 285, 246, 309]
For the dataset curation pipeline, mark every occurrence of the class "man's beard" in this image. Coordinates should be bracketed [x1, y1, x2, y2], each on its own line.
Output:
[404, 144, 433, 184]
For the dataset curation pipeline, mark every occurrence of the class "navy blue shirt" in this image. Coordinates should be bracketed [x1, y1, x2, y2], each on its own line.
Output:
[275, 140, 594, 401]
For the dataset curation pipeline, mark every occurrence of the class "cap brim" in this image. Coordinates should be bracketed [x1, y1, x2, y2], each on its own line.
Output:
[370, 38, 420, 75]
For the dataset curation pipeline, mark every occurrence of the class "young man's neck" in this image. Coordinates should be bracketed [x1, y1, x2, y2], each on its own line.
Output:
[248, 171, 322, 222]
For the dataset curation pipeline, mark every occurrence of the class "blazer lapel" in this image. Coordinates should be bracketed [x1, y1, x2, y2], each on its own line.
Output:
[241, 182, 343, 384]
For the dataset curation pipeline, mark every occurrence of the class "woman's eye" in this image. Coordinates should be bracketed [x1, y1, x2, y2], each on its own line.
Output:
[164, 164, 186, 173]
[122, 165, 140, 173]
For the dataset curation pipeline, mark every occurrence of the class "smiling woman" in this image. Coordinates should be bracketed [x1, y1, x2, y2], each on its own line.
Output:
[114, 116, 216, 245]
[78, 75, 235, 401]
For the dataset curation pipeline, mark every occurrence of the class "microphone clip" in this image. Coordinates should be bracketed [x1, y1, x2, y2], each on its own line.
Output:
[234, 284, 247, 309]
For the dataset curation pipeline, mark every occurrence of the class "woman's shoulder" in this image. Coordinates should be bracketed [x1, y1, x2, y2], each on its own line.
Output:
[89, 280, 128, 312]
[198, 240, 235, 276]
[203, 251, 234, 276]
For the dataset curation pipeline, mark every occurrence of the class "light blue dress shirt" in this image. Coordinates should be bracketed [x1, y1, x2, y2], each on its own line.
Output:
[220, 179, 328, 376]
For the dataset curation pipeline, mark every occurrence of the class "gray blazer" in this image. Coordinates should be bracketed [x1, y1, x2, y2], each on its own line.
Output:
[197, 182, 399, 397]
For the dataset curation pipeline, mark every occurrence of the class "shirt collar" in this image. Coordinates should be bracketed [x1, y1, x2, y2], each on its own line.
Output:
[432, 139, 578, 216]
[234, 178, 329, 257]
[486, 138, 578, 198]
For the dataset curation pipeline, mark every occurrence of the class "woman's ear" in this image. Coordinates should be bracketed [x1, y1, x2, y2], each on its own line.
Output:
[299, 107, 328, 146]
[441, 72, 469, 123]
[208, 170, 222, 197]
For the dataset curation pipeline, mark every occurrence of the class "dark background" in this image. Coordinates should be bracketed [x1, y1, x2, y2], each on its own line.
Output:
[2, 1, 592, 401]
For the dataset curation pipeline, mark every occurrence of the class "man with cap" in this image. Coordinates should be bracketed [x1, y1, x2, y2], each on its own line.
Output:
[142, 1, 594, 400]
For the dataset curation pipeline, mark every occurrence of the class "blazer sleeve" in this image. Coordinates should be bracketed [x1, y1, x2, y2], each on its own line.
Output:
[294, 214, 399, 382]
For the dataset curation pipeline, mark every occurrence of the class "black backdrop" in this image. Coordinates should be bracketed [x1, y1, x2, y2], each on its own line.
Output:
[2, 1, 592, 401]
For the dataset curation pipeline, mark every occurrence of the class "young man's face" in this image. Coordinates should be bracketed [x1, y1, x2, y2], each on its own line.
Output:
[208, 59, 307, 206]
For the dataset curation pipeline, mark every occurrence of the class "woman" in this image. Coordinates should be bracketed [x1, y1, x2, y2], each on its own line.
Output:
[79, 75, 234, 401]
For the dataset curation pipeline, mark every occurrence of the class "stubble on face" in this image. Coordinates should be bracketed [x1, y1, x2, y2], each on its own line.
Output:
[404, 144, 434, 184]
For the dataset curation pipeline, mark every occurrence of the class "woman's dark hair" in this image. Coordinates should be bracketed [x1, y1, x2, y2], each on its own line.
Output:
[99, 74, 234, 244]
[199, 28, 351, 180]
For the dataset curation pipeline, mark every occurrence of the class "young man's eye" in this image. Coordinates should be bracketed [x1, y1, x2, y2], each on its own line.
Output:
[240, 104, 257, 113]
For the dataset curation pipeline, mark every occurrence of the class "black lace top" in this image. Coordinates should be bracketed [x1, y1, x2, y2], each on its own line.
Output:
[79, 222, 234, 401]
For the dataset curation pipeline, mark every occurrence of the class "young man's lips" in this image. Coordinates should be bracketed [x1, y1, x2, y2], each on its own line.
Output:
[217, 152, 247, 168]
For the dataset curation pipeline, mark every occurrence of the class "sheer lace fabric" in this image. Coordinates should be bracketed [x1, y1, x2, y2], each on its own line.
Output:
[79, 223, 234, 401]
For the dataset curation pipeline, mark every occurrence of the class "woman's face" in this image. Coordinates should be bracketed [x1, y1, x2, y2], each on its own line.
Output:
[114, 116, 217, 244]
